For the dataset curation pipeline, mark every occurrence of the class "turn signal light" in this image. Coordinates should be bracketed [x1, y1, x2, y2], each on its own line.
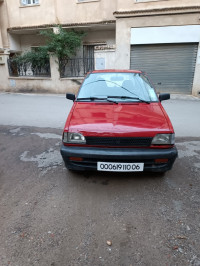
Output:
[155, 159, 169, 164]
[69, 157, 83, 161]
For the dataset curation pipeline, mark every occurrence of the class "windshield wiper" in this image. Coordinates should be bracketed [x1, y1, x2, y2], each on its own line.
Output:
[107, 96, 150, 104]
[76, 96, 149, 104]
[77, 97, 105, 101]
[76, 97, 118, 104]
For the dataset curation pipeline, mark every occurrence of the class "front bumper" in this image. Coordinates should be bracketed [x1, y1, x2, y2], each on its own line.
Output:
[60, 145, 178, 172]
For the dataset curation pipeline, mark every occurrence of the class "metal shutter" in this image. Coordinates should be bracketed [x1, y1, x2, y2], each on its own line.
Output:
[130, 44, 198, 94]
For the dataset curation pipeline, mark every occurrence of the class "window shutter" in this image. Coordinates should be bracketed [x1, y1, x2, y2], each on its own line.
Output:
[21, 0, 27, 5]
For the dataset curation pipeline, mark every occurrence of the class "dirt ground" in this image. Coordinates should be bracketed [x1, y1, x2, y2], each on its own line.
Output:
[0, 125, 200, 266]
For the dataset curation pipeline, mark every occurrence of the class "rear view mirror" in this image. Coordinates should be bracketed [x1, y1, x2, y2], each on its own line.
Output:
[66, 93, 75, 101]
[159, 93, 170, 102]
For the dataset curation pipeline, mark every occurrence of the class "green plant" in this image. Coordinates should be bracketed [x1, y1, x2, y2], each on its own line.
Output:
[12, 46, 49, 68]
[40, 25, 85, 60]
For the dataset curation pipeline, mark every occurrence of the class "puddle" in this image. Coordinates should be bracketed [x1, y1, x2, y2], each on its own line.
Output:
[10, 128, 21, 134]
[20, 149, 63, 175]
[176, 141, 200, 158]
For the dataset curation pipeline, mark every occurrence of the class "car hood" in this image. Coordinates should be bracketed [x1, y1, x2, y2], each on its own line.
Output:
[67, 102, 171, 137]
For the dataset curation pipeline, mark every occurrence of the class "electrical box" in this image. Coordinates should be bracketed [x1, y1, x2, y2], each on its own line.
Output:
[0, 55, 6, 65]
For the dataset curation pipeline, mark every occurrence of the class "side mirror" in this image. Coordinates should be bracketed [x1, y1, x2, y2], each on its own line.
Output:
[66, 93, 75, 101]
[159, 93, 170, 102]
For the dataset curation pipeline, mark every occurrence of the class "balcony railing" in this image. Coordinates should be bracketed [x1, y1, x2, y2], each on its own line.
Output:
[59, 58, 94, 78]
[7, 58, 51, 77]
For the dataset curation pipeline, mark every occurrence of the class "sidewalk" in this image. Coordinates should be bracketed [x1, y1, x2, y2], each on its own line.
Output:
[162, 95, 200, 137]
[169, 94, 200, 101]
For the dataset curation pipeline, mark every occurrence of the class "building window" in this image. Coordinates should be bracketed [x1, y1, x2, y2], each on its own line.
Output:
[21, 0, 39, 6]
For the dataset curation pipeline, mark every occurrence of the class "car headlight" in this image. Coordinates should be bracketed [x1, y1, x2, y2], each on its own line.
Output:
[151, 134, 175, 145]
[63, 132, 86, 144]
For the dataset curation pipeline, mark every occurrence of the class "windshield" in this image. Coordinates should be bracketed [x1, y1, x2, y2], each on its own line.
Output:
[77, 72, 158, 103]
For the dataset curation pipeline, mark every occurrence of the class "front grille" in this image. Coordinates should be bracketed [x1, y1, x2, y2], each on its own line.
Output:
[85, 137, 153, 147]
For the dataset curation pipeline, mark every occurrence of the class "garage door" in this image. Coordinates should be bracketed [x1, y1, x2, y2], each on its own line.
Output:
[130, 44, 198, 94]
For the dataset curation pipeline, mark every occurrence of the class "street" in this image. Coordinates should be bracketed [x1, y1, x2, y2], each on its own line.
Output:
[0, 93, 200, 266]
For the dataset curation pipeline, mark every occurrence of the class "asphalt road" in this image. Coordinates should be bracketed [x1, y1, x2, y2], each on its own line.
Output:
[0, 93, 200, 266]
[0, 92, 200, 137]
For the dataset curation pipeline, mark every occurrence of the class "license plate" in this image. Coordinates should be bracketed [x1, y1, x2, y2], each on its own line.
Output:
[97, 162, 144, 172]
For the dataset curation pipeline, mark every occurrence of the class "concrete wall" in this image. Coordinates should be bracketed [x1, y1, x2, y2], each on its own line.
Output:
[193, 44, 200, 96]
[0, 56, 83, 95]
[5, 0, 200, 29]
[0, 54, 10, 91]
[8, 33, 49, 53]
[9, 34, 21, 52]
[20, 34, 46, 51]
[117, 0, 200, 11]
[84, 30, 115, 45]
[0, 28, 3, 50]
[9, 29, 115, 53]
[0, 1, 9, 49]
[0, 2, 2, 49]
[6, 0, 116, 29]
[0, 1, 9, 87]
[95, 50, 116, 70]
[54, 0, 116, 24]
[7, 0, 56, 27]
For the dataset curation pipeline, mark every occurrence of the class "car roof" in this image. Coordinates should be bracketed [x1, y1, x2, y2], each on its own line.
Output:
[90, 69, 143, 74]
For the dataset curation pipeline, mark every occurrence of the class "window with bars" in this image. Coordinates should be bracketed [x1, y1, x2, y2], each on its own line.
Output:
[21, 0, 39, 6]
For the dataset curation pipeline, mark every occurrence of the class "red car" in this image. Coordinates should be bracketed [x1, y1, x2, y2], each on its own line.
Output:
[60, 70, 178, 173]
